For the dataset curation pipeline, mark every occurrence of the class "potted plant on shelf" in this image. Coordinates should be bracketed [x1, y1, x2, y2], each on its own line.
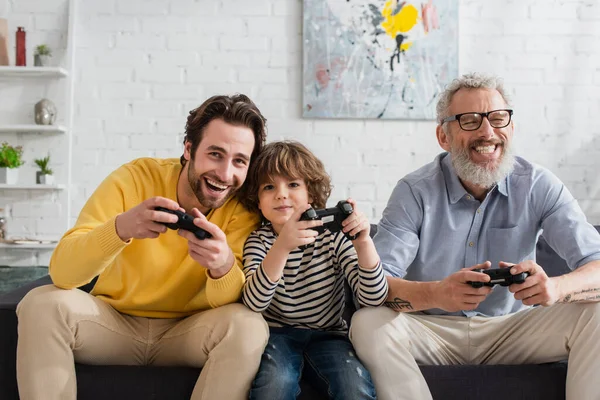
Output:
[34, 44, 52, 67]
[0, 142, 24, 184]
[34, 155, 54, 185]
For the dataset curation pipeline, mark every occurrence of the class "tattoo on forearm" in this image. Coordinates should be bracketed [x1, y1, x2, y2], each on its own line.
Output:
[384, 297, 414, 312]
[559, 288, 600, 303]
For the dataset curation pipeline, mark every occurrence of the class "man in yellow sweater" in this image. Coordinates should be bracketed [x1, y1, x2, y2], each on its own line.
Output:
[15, 94, 269, 400]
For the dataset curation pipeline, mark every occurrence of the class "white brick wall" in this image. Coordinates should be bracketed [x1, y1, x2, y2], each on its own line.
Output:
[2, 0, 600, 267]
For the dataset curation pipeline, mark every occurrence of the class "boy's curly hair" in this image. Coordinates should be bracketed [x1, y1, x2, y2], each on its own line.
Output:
[240, 141, 332, 215]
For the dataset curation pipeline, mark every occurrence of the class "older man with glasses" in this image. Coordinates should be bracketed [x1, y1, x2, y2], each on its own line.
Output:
[350, 72, 600, 400]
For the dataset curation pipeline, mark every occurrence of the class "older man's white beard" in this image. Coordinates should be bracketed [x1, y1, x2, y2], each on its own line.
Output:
[450, 143, 515, 189]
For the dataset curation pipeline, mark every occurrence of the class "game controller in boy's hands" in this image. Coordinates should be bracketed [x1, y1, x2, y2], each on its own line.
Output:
[155, 207, 212, 240]
[299, 200, 358, 241]
[468, 268, 529, 288]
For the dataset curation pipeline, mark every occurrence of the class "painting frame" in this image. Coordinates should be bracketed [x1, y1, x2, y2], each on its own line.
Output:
[302, 0, 459, 120]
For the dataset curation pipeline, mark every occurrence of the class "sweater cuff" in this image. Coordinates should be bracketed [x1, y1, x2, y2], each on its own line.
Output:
[206, 262, 245, 291]
[98, 215, 130, 255]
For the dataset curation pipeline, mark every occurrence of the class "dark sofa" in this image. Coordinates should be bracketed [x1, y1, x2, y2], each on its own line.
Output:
[2, 225, 596, 400]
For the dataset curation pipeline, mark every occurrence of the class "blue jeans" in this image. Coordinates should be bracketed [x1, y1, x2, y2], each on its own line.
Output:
[249, 326, 376, 400]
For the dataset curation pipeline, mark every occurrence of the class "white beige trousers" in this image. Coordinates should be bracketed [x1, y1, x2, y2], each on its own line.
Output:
[350, 303, 600, 400]
[16, 284, 269, 400]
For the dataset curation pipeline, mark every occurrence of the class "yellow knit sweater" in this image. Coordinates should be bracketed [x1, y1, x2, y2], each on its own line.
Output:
[49, 158, 259, 318]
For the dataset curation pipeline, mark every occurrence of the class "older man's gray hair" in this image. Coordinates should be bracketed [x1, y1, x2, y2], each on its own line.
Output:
[436, 73, 511, 125]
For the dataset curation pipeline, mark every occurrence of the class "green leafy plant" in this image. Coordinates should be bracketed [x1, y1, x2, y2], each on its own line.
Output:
[34, 44, 52, 57]
[34, 155, 53, 175]
[0, 142, 25, 169]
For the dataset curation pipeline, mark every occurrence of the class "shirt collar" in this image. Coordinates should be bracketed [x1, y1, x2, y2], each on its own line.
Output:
[496, 176, 509, 197]
[441, 152, 509, 204]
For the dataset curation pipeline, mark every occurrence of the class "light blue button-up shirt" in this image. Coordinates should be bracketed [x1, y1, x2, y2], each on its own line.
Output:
[374, 152, 600, 317]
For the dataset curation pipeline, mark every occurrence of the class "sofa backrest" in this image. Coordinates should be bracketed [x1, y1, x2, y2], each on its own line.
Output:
[536, 236, 569, 277]
[535, 225, 600, 276]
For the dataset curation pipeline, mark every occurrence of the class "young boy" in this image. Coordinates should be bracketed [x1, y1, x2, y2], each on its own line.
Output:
[241, 141, 388, 400]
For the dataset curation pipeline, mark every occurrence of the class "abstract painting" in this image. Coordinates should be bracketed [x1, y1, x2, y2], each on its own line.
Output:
[303, 0, 458, 120]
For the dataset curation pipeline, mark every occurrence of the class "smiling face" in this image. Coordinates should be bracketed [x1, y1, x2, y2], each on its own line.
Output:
[258, 175, 313, 233]
[182, 118, 255, 213]
[436, 88, 515, 192]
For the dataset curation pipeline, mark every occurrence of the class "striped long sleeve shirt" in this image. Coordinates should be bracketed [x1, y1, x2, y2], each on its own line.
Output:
[242, 225, 389, 332]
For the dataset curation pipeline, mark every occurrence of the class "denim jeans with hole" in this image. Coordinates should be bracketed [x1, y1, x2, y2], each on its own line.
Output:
[249, 326, 377, 400]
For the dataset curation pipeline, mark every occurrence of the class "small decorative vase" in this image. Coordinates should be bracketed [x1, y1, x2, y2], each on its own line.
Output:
[34, 99, 57, 125]
[15, 27, 26, 66]
[37, 173, 54, 185]
[34, 54, 51, 66]
[0, 167, 19, 184]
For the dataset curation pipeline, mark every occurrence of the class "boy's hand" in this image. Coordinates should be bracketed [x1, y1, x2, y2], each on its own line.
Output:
[341, 198, 380, 270]
[276, 205, 323, 252]
[341, 198, 370, 243]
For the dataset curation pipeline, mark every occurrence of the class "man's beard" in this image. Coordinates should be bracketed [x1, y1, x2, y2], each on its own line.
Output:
[450, 139, 515, 189]
[187, 161, 238, 210]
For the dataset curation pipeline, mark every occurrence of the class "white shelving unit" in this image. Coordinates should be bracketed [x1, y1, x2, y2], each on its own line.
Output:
[0, 184, 66, 190]
[0, 0, 76, 257]
[0, 125, 67, 134]
[0, 242, 57, 250]
[0, 66, 69, 79]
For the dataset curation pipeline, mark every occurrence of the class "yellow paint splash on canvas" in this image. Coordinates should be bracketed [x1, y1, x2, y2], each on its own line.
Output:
[401, 41, 413, 51]
[381, 1, 419, 38]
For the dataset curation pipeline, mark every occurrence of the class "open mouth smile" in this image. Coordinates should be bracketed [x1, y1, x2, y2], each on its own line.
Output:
[474, 144, 498, 154]
[204, 177, 229, 192]
[470, 142, 503, 162]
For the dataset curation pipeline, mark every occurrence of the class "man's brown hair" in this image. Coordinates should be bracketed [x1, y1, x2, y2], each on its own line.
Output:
[181, 94, 267, 168]
[241, 140, 332, 214]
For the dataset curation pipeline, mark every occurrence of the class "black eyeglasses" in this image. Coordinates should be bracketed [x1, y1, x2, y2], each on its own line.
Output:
[441, 109, 513, 131]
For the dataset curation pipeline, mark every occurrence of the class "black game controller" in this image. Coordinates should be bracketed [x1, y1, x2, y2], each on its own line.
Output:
[468, 268, 529, 288]
[300, 200, 358, 241]
[155, 207, 212, 240]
